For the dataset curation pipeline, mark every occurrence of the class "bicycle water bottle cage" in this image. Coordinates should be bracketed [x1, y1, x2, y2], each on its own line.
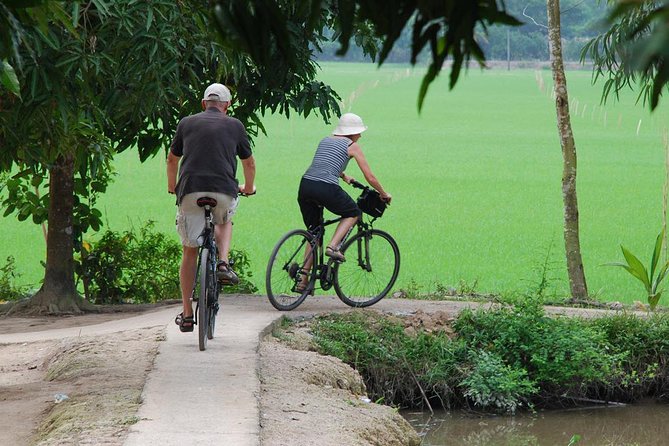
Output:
[196, 197, 218, 208]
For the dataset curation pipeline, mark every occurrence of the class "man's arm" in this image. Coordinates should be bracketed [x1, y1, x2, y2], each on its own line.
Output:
[239, 155, 256, 195]
[167, 151, 180, 194]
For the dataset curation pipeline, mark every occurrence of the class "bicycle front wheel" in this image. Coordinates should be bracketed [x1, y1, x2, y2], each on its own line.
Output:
[266, 229, 316, 311]
[334, 229, 400, 307]
[198, 247, 213, 351]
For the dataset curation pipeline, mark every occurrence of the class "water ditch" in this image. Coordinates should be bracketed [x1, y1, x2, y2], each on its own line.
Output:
[403, 401, 669, 445]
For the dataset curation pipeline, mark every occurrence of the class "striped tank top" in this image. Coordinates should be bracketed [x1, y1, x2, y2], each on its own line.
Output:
[303, 137, 352, 185]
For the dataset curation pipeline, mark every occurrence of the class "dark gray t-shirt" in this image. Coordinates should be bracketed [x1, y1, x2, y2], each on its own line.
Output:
[170, 107, 252, 203]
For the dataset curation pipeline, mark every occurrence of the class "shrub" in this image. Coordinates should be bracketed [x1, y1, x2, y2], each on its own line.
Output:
[453, 301, 619, 395]
[76, 222, 180, 304]
[227, 248, 258, 294]
[590, 313, 669, 401]
[0, 256, 29, 301]
[76, 221, 256, 304]
[460, 350, 537, 414]
[311, 311, 466, 408]
[306, 300, 628, 412]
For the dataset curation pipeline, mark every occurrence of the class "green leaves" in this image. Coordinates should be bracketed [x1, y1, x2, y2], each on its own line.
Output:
[585, 1, 669, 111]
[212, 0, 522, 111]
[607, 229, 669, 310]
[0, 60, 19, 96]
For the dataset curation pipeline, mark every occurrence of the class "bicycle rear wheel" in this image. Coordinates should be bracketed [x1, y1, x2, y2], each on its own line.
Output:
[266, 229, 316, 311]
[198, 247, 212, 351]
[206, 260, 219, 341]
[334, 229, 400, 307]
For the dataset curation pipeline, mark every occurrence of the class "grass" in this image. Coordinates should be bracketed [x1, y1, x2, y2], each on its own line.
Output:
[2, 62, 668, 305]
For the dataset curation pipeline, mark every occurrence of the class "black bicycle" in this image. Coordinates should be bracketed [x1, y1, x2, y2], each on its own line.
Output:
[191, 196, 220, 351]
[265, 181, 400, 311]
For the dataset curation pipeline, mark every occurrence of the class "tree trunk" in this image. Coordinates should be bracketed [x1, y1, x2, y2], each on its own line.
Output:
[547, 0, 588, 300]
[26, 153, 93, 314]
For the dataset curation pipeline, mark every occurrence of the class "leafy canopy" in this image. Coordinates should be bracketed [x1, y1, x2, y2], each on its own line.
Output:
[213, 0, 522, 110]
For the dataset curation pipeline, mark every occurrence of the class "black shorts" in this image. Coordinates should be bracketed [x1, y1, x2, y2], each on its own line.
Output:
[298, 178, 361, 230]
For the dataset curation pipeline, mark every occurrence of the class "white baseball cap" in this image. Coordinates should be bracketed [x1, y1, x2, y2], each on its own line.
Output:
[202, 83, 231, 102]
[333, 113, 368, 136]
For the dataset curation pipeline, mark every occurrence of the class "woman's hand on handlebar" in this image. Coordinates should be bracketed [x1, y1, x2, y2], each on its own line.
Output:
[380, 192, 392, 204]
[239, 184, 256, 196]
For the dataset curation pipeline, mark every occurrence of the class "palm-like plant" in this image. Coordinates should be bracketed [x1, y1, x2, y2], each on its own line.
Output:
[608, 229, 669, 310]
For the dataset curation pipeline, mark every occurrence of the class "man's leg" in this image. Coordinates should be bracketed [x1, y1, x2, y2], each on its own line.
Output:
[180, 245, 198, 317]
[215, 221, 233, 263]
[215, 221, 239, 284]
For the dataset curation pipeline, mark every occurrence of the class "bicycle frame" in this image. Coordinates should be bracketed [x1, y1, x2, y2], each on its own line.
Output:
[306, 215, 375, 290]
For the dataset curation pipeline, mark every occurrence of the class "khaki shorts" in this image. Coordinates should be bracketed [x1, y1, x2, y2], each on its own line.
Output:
[176, 192, 238, 247]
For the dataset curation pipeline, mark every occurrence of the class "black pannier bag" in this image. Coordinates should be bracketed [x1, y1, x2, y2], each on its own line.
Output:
[357, 189, 387, 218]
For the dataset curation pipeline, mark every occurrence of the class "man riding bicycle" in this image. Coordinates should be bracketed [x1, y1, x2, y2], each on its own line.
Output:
[167, 83, 256, 332]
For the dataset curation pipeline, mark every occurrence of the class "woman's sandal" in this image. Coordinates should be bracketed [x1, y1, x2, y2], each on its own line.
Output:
[325, 246, 345, 262]
[295, 271, 314, 295]
[175, 312, 194, 333]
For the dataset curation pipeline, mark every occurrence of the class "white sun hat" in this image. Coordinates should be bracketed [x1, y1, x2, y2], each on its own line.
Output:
[333, 113, 368, 136]
[202, 83, 232, 102]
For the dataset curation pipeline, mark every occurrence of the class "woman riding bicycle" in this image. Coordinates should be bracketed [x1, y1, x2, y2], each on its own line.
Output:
[297, 113, 392, 272]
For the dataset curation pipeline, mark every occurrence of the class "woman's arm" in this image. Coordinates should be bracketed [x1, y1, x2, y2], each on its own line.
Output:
[348, 143, 392, 202]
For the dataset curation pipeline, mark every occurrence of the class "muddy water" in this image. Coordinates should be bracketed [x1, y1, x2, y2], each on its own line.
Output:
[404, 402, 669, 445]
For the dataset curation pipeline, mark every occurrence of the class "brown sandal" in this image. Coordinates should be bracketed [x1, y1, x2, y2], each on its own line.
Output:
[325, 246, 345, 262]
[175, 312, 194, 332]
[295, 271, 313, 295]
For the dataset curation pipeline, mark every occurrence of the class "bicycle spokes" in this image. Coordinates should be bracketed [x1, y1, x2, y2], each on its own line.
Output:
[266, 230, 316, 311]
[334, 229, 400, 308]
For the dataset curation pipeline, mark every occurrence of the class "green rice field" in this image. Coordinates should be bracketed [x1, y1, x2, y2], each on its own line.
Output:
[2, 62, 669, 304]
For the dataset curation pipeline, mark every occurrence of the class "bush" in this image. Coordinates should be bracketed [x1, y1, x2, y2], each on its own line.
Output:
[227, 249, 258, 294]
[76, 222, 181, 304]
[76, 221, 256, 304]
[0, 256, 29, 301]
[589, 313, 669, 401]
[460, 350, 537, 414]
[311, 311, 467, 409]
[454, 301, 619, 395]
[305, 299, 662, 413]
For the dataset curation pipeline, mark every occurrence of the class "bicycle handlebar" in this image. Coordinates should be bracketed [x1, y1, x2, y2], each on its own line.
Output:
[349, 180, 368, 190]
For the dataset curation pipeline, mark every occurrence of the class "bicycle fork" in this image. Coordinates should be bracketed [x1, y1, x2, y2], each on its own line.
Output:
[356, 231, 373, 272]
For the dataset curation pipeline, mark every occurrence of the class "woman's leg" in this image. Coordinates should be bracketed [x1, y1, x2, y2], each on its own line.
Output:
[329, 216, 358, 249]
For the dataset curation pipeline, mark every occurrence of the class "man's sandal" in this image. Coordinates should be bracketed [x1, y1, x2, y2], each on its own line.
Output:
[217, 261, 240, 285]
[175, 312, 194, 333]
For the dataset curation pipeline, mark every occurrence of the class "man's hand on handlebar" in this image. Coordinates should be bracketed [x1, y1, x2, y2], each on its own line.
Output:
[239, 184, 256, 196]
[380, 192, 392, 204]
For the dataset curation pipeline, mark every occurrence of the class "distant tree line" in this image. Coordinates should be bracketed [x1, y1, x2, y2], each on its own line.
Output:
[318, 0, 608, 63]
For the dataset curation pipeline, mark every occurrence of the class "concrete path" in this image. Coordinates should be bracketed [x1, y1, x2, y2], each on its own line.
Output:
[124, 298, 280, 446]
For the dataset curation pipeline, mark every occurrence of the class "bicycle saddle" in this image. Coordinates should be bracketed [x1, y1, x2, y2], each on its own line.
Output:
[196, 197, 218, 208]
